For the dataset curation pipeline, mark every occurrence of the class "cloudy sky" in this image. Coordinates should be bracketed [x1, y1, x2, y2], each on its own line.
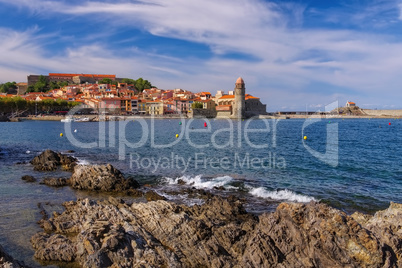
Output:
[1, 0, 402, 111]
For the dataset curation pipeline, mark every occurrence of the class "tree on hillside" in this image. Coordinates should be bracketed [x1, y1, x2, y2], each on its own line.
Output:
[49, 81, 69, 90]
[121, 78, 136, 85]
[135, 78, 153, 92]
[99, 78, 118, 86]
[0, 82, 17, 93]
[32, 75, 48, 92]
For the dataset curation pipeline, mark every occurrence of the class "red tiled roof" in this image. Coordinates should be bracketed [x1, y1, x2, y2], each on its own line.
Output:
[219, 95, 235, 99]
[245, 94, 259, 100]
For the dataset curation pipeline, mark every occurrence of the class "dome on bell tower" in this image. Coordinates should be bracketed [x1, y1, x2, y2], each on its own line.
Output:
[236, 77, 244, 84]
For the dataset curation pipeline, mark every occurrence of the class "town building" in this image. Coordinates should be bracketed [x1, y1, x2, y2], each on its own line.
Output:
[147, 100, 164, 115]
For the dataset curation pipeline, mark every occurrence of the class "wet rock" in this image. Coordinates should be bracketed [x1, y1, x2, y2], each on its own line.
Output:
[69, 164, 140, 192]
[31, 196, 401, 268]
[213, 186, 225, 191]
[126, 188, 144, 198]
[0, 244, 28, 268]
[145, 190, 166, 202]
[21, 175, 36, 182]
[177, 179, 186, 185]
[30, 149, 77, 171]
[40, 177, 69, 187]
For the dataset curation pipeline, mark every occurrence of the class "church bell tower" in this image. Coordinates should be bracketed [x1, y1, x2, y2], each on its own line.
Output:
[232, 77, 245, 119]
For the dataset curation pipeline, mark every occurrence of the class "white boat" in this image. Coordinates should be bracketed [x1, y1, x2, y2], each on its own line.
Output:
[61, 117, 73, 122]
[75, 117, 90, 122]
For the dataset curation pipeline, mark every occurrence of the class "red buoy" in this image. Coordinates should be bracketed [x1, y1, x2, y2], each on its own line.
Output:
[204, 122, 207, 127]
[389, 122, 391, 126]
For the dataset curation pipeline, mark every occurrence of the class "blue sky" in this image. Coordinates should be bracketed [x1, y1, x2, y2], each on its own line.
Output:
[1, 0, 402, 111]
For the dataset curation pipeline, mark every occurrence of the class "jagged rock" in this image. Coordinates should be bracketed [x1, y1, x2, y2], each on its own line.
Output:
[352, 201, 402, 267]
[69, 164, 140, 192]
[31, 196, 402, 267]
[21, 175, 36, 183]
[30, 149, 77, 171]
[31, 233, 76, 262]
[0, 244, 28, 268]
[40, 177, 69, 187]
[145, 190, 166, 201]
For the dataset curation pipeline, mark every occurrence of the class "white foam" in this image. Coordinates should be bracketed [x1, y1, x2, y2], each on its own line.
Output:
[164, 175, 233, 189]
[77, 158, 90, 165]
[249, 187, 316, 203]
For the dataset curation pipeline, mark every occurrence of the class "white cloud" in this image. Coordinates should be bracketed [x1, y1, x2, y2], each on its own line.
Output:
[1, 0, 402, 109]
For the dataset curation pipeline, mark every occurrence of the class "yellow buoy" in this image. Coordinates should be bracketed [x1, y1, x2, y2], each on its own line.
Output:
[303, 136, 307, 140]
[60, 133, 63, 137]
[176, 134, 179, 138]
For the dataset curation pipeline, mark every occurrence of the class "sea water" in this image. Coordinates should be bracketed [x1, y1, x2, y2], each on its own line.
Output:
[0, 118, 401, 266]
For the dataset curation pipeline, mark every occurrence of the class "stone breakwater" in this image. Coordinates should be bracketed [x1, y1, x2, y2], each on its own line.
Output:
[29, 196, 402, 267]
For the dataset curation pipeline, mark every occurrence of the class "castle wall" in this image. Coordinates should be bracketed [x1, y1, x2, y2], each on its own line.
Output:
[191, 109, 217, 118]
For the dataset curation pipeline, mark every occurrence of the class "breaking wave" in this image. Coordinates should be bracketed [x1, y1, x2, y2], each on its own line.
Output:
[163, 175, 316, 203]
[164, 175, 234, 189]
[249, 187, 316, 202]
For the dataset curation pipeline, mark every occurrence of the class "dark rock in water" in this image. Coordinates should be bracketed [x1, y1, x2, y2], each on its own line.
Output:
[30, 149, 77, 171]
[177, 179, 186, 185]
[31, 196, 402, 267]
[145, 190, 166, 201]
[66, 150, 75, 153]
[126, 188, 144, 198]
[41, 177, 69, 187]
[213, 186, 225, 191]
[21, 175, 36, 182]
[16, 161, 27, 165]
[70, 164, 140, 192]
[0, 244, 29, 267]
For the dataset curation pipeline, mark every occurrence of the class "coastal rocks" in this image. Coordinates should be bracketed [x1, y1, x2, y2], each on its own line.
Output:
[250, 202, 387, 268]
[31, 196, 402, 267]
[352, 201, 402, 267]
[31, 233, 76, 262]
[145, 190, 166, 201]
[69, 164, 140, 192]
[40, 177, 69, 187]
[21, 175, 36, 183]
[30, 150, 77, 171]
[0, 244, 28, 268]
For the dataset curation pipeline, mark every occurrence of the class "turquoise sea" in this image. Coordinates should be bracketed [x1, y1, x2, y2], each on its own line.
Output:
[0, 118, 401, 266]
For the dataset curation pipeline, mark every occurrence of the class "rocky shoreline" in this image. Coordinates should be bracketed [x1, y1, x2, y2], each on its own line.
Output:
[7, 150, 402, 267]
[30, 197, 402, 267]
